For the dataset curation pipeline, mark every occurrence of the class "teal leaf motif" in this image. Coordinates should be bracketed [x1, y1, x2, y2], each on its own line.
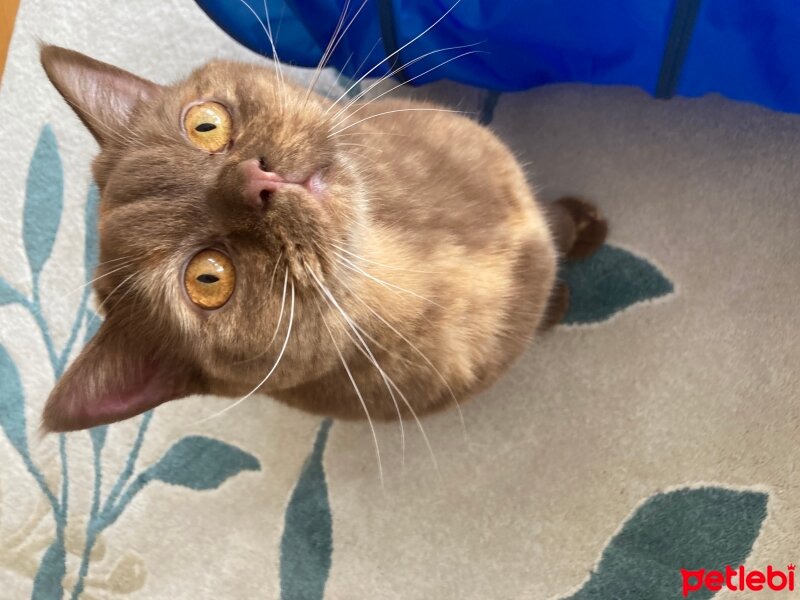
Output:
[24, 125, 64, 279]
[0, 343, 27, 456]
[89, 424, 108, 453]
[280, 419, 333, 600]
[144, 435, 260, 490]
[0, 277, 25, 306]
[560, 245, 673, 325]
[83, 310, 102, 344]
[565, 487, 768, 600]
[83, 184, 99, 279]
[31, 539, 66, 600]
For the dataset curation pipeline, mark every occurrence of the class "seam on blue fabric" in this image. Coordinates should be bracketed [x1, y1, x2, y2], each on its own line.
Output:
[655, 0, 703, 99]
[479, 89, 501, 125]
[377, 0, 409, 83]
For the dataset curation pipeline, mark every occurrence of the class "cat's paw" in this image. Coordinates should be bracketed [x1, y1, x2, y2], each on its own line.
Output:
[553, 196, 608, 260]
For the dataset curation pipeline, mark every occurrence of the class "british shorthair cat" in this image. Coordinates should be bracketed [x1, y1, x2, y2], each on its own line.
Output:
[39, 45, 606, 433]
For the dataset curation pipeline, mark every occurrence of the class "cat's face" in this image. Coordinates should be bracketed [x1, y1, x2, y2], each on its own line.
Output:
[40, 46, 364, 431]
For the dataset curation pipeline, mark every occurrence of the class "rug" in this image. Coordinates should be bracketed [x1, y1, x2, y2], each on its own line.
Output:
[2, 1, 800, 599]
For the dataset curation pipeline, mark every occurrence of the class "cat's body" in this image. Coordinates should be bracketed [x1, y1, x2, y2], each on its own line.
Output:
[39, 48, 605, 432]
[268, 95, 556, 419]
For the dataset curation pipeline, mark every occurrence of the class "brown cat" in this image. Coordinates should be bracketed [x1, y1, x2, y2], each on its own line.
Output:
[39, 45, 606, 433]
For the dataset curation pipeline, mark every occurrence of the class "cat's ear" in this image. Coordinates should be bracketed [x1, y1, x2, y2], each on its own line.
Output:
[42, 317, 202, 432]
[40, 45, 159, 146]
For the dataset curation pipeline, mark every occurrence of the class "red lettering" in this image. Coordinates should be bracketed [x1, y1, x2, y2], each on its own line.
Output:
[681, 563, 797, 594]
[724, 564, 738, 590]
[767, 565, 787, 591]
[705, 570, 723, 592]
[746, 570, 765, 591]
[681, 569, 705, 597]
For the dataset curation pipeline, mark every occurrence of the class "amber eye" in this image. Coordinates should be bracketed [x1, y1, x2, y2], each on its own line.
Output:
[184, 249, 236, 309]
[183, 102, 232, 153]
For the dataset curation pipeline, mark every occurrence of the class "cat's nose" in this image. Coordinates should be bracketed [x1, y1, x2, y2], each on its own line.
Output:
[240, 158, 285, 209]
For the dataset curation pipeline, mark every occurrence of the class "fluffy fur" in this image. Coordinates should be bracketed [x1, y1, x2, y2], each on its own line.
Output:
[39, 46, 606, 432]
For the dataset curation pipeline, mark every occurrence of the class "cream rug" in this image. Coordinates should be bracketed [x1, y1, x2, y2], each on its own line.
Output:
[2, 1, 799, 598]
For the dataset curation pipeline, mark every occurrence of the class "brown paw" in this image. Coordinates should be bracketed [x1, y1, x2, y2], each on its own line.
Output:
[553, 197, 608, 260]
[539, 280, 570, 330]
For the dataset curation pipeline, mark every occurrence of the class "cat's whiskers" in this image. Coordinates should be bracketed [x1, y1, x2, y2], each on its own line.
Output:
[338, 316, 417, 368]
[323, 37, 381, 101]
[331, 243, 440, 274]
[335, 253, 445, 308]
[324, 51, 354, 100]
[94, 255, 135, 267]
[311, 286, 385, 489]
[304, 0, 370, 106]
[310, 267, 443, 476]
[85, 272, 137, 326]
[329, 45, 484, 126]
[303, 0, 351, 104]
[329, 267, 469, 444]
[328, 108, 470, 138]
[234, 267, 288, 364]
[267, 250, 284, 296]
[306, 266, 406, 466]
[238, 0, 287, 106]
[262, 0, 285, 93]
[194, 272, 295, 424]
[324, 0, 465, 116]
[331, 49, 485, 129]
[106, 275, 141, 315]
[66, 258, 136, 296]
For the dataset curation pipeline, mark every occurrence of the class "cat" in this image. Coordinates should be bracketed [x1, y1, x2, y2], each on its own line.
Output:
[39, 45, 606, 433]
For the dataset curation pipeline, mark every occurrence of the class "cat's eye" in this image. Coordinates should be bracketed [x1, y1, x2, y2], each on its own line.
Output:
[183, 102, 232, 153]
[184, 249, 236, 309]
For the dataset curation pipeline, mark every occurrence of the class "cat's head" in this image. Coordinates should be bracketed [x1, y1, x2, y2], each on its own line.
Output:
[40, 46, 365, 431]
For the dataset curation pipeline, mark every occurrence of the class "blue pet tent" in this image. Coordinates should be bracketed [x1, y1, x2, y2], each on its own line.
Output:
[196, 0, 800, 114]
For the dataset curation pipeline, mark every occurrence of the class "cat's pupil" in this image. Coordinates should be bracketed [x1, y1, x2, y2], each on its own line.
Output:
[195, 122, 216, 132]
[197, 274, 219, 284]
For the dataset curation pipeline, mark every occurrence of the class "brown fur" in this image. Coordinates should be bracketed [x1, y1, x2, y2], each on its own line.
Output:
[39, 46, 605, 432]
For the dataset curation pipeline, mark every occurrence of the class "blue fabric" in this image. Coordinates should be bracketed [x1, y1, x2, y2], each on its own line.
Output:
[195, 0, 800, 113]
[679, 0, 800, 113]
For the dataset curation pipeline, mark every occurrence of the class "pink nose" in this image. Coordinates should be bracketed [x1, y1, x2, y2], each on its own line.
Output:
[240, 159, 286, 208]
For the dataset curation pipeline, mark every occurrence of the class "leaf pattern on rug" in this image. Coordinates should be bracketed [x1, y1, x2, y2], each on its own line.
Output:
[564, 487, 768, 600]
[280, 419, 333, 600]
[0, 125, 262, 599]
[560, 244, 674, 325]
[143, 436, 261, 490]
[23, 125, 63, 281]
